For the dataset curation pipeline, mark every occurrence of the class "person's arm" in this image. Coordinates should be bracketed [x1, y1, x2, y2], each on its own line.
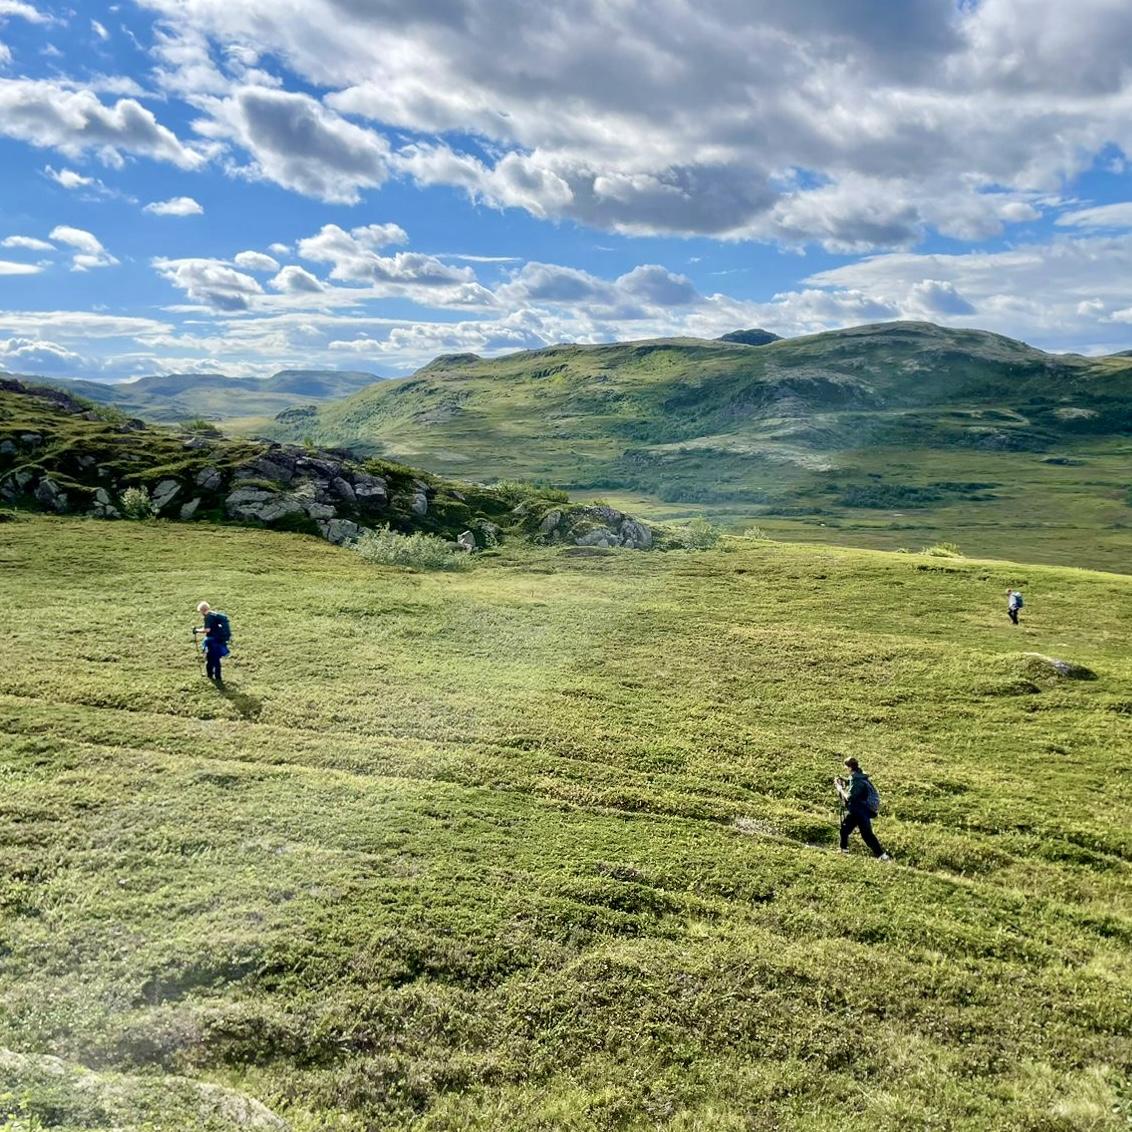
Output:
[833, 776, 849, 802]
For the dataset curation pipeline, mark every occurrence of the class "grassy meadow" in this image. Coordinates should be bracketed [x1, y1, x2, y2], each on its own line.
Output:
[1, 515, 1131, 1130]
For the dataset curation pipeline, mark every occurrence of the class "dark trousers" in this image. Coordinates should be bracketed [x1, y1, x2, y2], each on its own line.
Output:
[840, 812, 885, 857]
[1008, 608, 1019, 624]
[205, 652, 223, 681]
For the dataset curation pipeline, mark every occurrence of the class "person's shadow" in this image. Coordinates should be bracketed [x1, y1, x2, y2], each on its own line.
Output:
[211, 680, 263, 721]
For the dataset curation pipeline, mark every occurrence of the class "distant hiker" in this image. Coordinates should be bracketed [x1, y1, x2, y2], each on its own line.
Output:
[1006, 588, 1023, 625]
[194, 600, 231, 683]
[834, 757, 891, 860]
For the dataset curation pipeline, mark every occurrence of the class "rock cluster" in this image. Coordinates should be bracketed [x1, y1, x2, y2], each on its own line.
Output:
[534, 503, 654, 549]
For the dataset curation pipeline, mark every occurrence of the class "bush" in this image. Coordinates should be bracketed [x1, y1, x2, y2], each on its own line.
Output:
[741, 524, 774, 541]
[355, 526, 470, 571]
[677, 517, 722, 550]
[921, 541, 963, 558]
[119, 486, 154, 520]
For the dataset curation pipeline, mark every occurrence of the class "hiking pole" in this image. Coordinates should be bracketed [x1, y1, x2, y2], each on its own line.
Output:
[191, 627, 206, 677]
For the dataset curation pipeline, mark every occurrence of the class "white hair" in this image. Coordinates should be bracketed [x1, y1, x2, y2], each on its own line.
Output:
[196, 601, 210, 613]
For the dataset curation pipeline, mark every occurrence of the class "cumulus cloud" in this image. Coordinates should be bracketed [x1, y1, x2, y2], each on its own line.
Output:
[194, 86, 389, 203]
[153, 256, 263, 310]
[132, 0, 1132, 247]
[0, 79, 204, 168]
[0, 336, 86, 374]
[2, 235, 53, 251]
[269, 264, 324, 293]
[143, 195, 203, 216]
[233, 250, 279, 273]
[44, 166, 95, 189]
[48, 225, 118, 270]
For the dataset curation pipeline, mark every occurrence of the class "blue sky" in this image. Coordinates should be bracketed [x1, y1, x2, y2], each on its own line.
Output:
[2, 0, 1132, 380]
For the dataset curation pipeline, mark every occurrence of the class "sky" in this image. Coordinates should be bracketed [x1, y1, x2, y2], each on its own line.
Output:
[3, 0, 1132, 381]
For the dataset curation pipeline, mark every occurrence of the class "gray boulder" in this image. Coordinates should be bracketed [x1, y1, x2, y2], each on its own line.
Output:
[19, 433, 42, 448]
[576, 527, 617, 548]
[409, 492, 429, 516]
[90, 487, 121, 520]
[618, 518, 653, 549]
[180, 497, 202, 521]
[195, 466, 224, 491]
[151, 479, 181, 512]
[331, 476, 356, 504]
[1020, 653, 1097, 681]
[234, 455, 295, 485]
[0, 439, 15, 457]
[353, 475, 388, 504]
[456, 530, 476, 551]
[225, 486, 304, 525]
[35, 477, 68, 512]
[538, 509, 563, 535]
[318, 517, 362, 545]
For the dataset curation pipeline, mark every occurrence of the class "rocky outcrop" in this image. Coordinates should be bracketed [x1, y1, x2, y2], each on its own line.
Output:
[532, 503, 655, 549]
[0, 378, 659, 552]
[1019, 653, 1097, 681]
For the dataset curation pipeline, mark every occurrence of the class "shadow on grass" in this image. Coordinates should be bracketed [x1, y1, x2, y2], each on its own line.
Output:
[210, 680, 263, 721]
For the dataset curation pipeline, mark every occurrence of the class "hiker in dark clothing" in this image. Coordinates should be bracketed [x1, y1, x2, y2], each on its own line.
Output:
[1006, 588, 1023, 625]
[194, 600, 230, 683]
[835, 757, 890, 860]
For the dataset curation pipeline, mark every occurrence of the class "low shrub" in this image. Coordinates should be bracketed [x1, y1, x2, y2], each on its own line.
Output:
[677, 517, 722, 550]
[119, 486, 154, 520]
[355, 526, 470, 571]
[921, 541, 963, 558]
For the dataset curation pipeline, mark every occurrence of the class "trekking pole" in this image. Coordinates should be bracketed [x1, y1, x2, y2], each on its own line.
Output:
[191, 627, 205, 677]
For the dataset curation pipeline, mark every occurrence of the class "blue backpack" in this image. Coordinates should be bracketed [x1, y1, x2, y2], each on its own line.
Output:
[1014, 592, 1024, 609]
[863, 776, 881, 818]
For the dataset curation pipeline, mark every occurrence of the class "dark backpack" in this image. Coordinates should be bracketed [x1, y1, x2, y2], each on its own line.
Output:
[1014, 592, 1024, 609]
[209, 611, 232, 644]
[863, 776, 881, 819]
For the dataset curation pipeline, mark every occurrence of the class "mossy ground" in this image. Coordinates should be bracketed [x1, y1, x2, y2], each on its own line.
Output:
[1, 516, 1131, 1130]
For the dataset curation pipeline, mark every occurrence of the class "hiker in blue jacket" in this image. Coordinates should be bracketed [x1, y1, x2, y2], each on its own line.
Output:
[834, 757, 890, 860]
[194, 600, 230, 683]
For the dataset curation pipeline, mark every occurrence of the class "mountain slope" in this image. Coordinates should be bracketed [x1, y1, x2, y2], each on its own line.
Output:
[264, 321, 1132, 569]
[5, 368, 381, 424]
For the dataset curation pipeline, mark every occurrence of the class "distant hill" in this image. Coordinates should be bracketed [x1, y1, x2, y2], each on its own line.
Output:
[718, 328, 782, 346]
[263, 321, 1132, 570]
[2, 368, 381, 424]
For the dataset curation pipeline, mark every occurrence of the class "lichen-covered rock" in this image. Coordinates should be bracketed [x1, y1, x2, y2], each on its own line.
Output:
[353, 475, 388, 503]
[538, 508, 563, 535]
[1020, 653, 1097, 681]
[225, 486, 305, 525]
[576, 527, 617, 548]
[410, 491, 429, 516]
[618, 518, 653, 549]
[0, 439, 15, 457]
[234, 455, 295, 485]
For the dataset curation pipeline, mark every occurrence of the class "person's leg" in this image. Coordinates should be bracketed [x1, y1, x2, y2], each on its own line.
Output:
[839, 813, 857, 850]
[1009, 608, 1018, 625]
[858, 816, 886, 857]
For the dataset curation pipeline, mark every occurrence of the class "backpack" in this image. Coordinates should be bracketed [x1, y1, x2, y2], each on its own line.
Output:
[863, 776, 881, 819]
[209, 611, 232, 644]
[1014, 592, 1023, 609]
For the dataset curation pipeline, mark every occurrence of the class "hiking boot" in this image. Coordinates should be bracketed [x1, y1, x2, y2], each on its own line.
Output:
[878, 853, 892, 862]
[839, 848, 850, 855]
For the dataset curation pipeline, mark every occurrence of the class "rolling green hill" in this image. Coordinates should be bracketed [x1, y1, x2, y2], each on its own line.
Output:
[2, 516, 1130, 1130]
[264, 322, 1132, 571]
[5, 367, 381, 427]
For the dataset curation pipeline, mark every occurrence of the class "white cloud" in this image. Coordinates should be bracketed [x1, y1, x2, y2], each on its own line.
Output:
[0, 2, 47, 23]
[2, 235, 53, 251]
[143, 195, 204, 216]
[48, 225, 118, 270]
[152, 256, 263, 310]
[0, 78, 204, 168]
[267, 242, 290, 255]
[269, 264, 324, 293]
[0, 259, 43, 275]
[132, 0, 1132, 247]
[193, 85, 389, 203]
[1056, 202, 1132, 229]
[91, 19, 109, 40]
[44, 166, 97, 190]
[0, 310, 170, 338]
[0, 336, 86, 374]
[233, 250, 279, 273]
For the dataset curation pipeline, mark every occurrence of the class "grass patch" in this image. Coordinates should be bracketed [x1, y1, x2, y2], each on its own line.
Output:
[1, 516, 1130, 1130]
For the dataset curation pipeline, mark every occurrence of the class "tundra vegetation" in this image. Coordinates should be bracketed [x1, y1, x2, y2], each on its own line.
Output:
[1, 514, 1130, 1131]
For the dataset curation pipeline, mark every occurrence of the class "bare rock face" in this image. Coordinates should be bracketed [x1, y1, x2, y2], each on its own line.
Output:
[225, 486, 305, 525]
[318, 517, 363, 545]
[179, 497, 202, 521]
